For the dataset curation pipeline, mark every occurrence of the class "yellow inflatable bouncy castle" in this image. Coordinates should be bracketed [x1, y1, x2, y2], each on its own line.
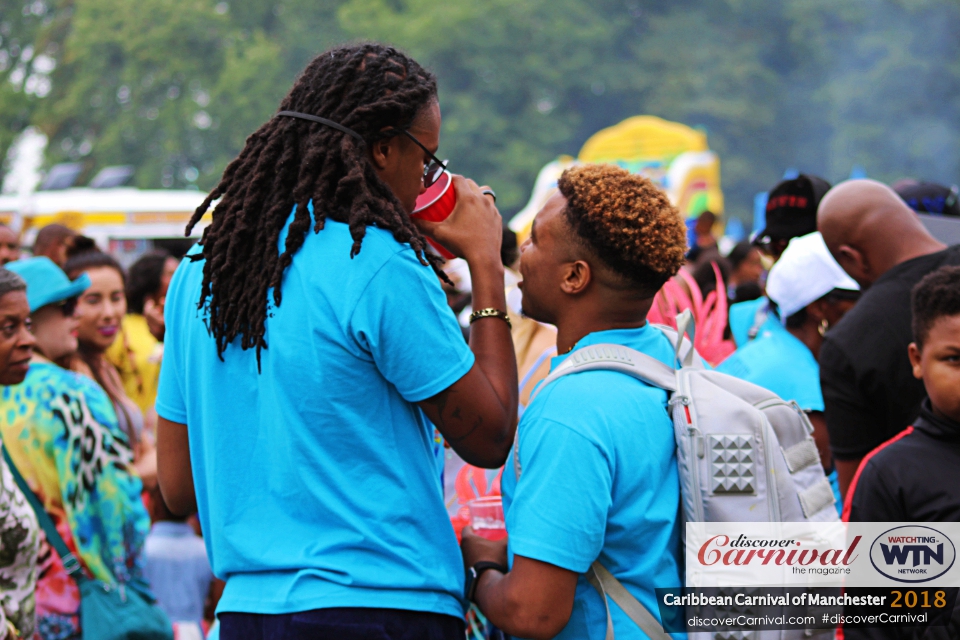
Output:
[509, 115, 724, 242]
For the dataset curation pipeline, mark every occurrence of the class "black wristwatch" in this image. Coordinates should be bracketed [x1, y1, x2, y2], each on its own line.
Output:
[464, 561, 508, 603]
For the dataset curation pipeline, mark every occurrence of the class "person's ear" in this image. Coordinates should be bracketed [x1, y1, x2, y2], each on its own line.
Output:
[907, 342, 923, 380]
[836, 244, 869, 284]
[368, 136, 394, 171]
[559, 260, 591, 296]
[807, 300, 828, 325]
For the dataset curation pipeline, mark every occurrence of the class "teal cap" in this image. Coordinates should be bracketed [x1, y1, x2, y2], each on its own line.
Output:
[5, 257, 91, 312]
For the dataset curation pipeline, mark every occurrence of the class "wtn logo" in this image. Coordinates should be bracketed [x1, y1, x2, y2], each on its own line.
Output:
[870, 526, 956, 583]
[880, 542, 944, 567]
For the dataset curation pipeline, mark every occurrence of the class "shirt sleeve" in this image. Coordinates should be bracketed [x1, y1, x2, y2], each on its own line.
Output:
[155, 262, 188, 424]
[349, 249, 475, 403]
[819, 337, 877, 461]
[507, 417, 612, 573]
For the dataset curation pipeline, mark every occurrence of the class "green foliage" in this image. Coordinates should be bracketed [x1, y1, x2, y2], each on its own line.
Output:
[1, 0, 958, 219]
[0, 0, 71, 174]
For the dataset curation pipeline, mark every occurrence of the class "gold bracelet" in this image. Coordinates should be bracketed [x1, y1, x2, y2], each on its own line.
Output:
[468, 307, 512, 329]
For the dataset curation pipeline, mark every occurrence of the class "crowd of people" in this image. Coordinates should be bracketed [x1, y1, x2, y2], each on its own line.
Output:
[0, 227, 216, 639]
[0, 41, 957, 640]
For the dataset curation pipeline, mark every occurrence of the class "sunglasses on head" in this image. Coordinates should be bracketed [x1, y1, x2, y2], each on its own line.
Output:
[57, 297, 77, 317]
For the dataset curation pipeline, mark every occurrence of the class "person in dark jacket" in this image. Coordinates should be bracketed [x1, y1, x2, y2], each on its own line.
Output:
[843, 264, 960, 640]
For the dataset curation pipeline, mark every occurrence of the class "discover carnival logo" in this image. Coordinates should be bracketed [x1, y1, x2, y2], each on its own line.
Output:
[697, 533, 861, 570]
[686, 523, 960, 588]
[869, 526, 956, 583]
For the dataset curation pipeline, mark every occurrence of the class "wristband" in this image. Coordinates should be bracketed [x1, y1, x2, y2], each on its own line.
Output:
[469, 307, 512, 329]
[465, 561, 508, 603]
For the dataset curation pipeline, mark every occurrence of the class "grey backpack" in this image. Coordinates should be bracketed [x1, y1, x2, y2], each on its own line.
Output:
[518, 311, 838, 640]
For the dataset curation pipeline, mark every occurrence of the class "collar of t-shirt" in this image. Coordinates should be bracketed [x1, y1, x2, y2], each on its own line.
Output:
[915, 397, 960, 442]
[548, 323, 667, 373]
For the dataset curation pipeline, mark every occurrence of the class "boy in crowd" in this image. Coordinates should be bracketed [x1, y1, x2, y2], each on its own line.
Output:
[844, 265, 960, 639]
[461, 164, 688, 639]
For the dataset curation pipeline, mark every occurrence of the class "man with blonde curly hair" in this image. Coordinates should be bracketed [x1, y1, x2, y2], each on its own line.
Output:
[461, 164, 688, 640]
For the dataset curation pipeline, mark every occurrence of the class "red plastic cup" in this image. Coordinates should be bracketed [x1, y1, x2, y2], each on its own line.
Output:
[411, 170, 456, 259]
[468, 496, 506, 541]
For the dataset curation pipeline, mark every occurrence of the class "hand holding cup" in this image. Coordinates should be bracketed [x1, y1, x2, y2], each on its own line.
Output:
[412, 175, 502, 265]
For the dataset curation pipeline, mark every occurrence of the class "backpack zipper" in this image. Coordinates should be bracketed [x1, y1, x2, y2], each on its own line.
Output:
[674, 373, 705, 522]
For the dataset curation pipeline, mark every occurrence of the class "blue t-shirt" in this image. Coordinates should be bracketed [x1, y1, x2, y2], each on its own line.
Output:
[716, 325, 823, 412]
[728, 297, 780, 348]
[156, 206, 475, 617]
[502, 325, 685, 640]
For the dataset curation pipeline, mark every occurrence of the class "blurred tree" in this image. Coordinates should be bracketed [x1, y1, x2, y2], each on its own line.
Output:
[782, 0, 960, 188]
[0, 0, 72, 176]
[36, 0, 229, 188]
[340, 0, 640, 210]
[0, 0, 958, 220]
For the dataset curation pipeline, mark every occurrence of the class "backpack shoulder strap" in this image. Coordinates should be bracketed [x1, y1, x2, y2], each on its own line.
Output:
[2, 445, 86, 581]
[529, 344, 677, 403]
[654, 309, 704, 369]
[587, 562, 674, 640]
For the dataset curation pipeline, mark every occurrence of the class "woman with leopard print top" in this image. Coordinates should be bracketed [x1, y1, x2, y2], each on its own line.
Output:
[2, 258, 150, 640]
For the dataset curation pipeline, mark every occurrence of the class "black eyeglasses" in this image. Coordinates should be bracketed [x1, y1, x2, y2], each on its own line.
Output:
[57, 297, 78, 317]
[275, 112, 449, 187]
[386, 128, 448, 188]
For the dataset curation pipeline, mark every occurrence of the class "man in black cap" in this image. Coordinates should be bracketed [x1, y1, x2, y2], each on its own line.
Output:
[728, 174, 833, 348]
[754, 174, 833, 260]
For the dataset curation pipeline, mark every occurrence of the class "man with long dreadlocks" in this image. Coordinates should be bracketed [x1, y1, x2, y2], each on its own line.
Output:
[155, 43, 517, 640]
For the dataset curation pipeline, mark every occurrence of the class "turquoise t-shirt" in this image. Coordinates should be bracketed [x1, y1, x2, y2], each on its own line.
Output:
[728, 297, 780, 348]
[502, 325, 685, 640]
[156, 207, 475, 617]
[717, 324, 844, 513]
[716, 326, 823, 412]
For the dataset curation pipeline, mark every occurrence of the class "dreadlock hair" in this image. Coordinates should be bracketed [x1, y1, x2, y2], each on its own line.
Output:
[557, 164, 688, 298]
[186, 43, 444, 363]
[912, 265, 960, 350]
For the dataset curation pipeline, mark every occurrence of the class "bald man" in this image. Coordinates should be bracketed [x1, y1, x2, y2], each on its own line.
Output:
[817, 179, 960, 498]
[32, 224, 76, 268]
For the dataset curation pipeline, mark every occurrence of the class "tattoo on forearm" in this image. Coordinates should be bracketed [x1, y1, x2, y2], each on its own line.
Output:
[424, 389, 452, 422]
[423, 389, 483, 444]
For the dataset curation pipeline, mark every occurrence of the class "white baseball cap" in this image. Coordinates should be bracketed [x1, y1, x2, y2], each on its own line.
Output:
[766, 231, 859, 320]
